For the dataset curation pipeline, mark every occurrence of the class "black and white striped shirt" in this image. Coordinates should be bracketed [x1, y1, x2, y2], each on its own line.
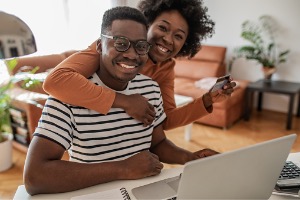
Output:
[34, 73, 166, 163]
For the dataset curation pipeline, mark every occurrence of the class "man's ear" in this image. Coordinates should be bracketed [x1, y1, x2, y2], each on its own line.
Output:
[96, 39, 102, 54]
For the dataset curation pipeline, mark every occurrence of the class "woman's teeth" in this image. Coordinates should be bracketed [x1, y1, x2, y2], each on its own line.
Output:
[120, 64, 135, 69]
[158, 45, 169, 53]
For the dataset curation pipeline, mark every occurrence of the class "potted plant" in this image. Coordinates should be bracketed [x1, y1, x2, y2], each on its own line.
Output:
[0, 58, 39, 172]
[0, 79, 13, 172]
[230, 15, 290, 81]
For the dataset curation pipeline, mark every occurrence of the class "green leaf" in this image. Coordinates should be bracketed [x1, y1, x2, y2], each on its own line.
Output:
[279, 50, 290, 57]
[4, 58, 18, 72]
[278, 58, 286, 63]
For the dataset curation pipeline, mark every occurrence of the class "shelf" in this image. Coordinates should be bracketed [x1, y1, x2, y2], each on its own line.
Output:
[12, 141, 28, 153]
[9, 107, 30, 153]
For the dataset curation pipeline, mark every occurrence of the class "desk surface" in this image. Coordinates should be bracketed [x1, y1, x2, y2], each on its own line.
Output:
[247, 80, 300, 94]
[14, 153, 300, 200]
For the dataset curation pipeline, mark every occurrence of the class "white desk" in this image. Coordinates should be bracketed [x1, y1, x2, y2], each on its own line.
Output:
[174, 94, 194, 141]
[14, 153, 300, 200]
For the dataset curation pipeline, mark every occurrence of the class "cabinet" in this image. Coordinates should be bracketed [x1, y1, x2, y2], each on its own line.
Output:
[7, 87, 48, 152]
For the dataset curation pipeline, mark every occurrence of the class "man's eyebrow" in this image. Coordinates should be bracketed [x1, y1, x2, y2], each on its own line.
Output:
[161, 19, 187, 35]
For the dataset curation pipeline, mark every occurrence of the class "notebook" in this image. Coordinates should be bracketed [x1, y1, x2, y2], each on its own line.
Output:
[71, 187, 131, 200]
[132, 134, 296, 200]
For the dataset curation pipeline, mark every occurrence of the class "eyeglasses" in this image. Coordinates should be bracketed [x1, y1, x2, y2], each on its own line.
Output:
[101, 34, 151, 55]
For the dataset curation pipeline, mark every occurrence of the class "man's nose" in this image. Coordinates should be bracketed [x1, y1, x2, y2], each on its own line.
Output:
[122, 45, 139, 59]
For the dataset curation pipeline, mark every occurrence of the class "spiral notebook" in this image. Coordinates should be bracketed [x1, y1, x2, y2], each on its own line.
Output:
[71, 187, 131, 200]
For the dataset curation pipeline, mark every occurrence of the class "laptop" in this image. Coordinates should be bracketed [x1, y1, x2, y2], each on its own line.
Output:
[132, 134, 296, 199]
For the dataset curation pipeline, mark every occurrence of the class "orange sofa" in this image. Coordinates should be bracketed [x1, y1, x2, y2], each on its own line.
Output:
[174, 45, 249, 128]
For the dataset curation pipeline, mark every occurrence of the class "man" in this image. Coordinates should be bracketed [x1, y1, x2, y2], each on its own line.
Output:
[24, 6, 218, 195]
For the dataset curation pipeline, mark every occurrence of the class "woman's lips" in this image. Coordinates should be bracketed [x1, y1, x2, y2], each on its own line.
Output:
[157, 44, 171, 53]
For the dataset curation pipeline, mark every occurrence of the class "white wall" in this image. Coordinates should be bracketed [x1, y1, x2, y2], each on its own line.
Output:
[1, 0, 112, 55]
[129, 0, 300, 114]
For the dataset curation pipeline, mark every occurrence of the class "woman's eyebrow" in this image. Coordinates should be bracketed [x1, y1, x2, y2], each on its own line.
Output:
[161, 19, 187, 35]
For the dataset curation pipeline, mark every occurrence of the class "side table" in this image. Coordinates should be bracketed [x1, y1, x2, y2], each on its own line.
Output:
[174, 94, 194, 141]
[244, 80, 300, 130]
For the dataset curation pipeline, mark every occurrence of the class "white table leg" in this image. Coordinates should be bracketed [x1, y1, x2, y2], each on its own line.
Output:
[184, 123, 193, 141]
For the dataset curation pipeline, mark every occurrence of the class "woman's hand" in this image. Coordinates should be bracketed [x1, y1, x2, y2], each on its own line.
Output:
[210, 80, 237, 103]
[202, 79, 237, 109]
[114, 93, 156, 126]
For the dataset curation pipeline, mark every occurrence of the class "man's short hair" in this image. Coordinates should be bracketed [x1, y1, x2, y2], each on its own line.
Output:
[101, 6, 148, 34]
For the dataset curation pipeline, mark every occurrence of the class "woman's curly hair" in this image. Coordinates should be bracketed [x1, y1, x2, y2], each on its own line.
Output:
[138, 0, 215, 58]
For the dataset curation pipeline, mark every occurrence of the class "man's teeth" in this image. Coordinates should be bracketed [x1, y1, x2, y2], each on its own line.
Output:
[120, 64, 135, 69]
[158, 45, 169, 53]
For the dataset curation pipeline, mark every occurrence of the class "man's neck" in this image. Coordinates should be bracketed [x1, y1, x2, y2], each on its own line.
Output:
[96, 68, 128, 91]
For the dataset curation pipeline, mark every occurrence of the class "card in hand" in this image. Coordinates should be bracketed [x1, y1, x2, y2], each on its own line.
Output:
[211, 74, 230, 92]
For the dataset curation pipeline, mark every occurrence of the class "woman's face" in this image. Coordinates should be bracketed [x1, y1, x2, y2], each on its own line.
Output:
[147, 10, 188, 63]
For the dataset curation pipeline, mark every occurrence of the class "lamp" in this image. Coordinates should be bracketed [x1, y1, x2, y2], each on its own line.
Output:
[0, 11, 37, 59]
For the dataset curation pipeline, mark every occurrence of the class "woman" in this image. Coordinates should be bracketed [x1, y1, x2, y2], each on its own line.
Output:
[44, 0, 236, 130]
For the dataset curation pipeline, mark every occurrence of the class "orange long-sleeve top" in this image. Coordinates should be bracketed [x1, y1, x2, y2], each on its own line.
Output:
[43, 41, 210, 130]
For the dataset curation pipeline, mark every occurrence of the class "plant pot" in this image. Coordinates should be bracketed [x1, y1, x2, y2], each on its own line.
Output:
[0, 132, 13, 172]
[262, 67, 276, 82]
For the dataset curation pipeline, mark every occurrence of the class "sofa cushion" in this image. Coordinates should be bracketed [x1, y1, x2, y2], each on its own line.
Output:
[174, 77, 206, 98]
[192, 45, 226, 63]
[174, 77, 249, 110]
[174, 60, 221, 80]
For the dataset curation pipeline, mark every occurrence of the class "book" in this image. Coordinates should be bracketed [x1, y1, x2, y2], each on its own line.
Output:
[273, 186, 299, 197]
[71, 187, 131, 200]
[14, 134, 29, 145]
[15, 126, 29, 137]
[9, 107, 26, 119]
[11, 116, 27, 127]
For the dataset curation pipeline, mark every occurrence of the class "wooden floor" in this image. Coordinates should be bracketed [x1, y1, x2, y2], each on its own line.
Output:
[0, 110, 299, 199]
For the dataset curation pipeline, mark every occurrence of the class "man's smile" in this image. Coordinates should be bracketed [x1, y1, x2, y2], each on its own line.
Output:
[119, 63, 136, 69]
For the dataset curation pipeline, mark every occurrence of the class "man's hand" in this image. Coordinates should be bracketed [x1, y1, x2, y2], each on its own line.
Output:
[193, 148, 219, 159]
[122, 151, 163, 179]
[115, 93, 155, 126]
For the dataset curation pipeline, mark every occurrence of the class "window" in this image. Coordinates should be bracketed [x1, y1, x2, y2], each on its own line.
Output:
[1, 0, 112, 55]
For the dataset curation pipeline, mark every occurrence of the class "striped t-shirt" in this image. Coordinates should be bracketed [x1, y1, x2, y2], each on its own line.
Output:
[34, 73, 166, 163]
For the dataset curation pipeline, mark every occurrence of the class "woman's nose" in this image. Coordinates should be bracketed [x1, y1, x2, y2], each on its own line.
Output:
[163, 34, 173, 45]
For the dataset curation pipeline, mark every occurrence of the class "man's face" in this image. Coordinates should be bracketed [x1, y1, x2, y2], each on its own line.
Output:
[98, 19, 148, 90]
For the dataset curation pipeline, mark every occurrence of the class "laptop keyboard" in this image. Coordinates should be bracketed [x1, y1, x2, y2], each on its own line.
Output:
[276, 161, 300, 189]
[279, 161, 300, 180]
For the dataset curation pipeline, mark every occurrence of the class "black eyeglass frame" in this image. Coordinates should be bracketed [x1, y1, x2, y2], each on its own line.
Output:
[101, 34, 151, 55]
